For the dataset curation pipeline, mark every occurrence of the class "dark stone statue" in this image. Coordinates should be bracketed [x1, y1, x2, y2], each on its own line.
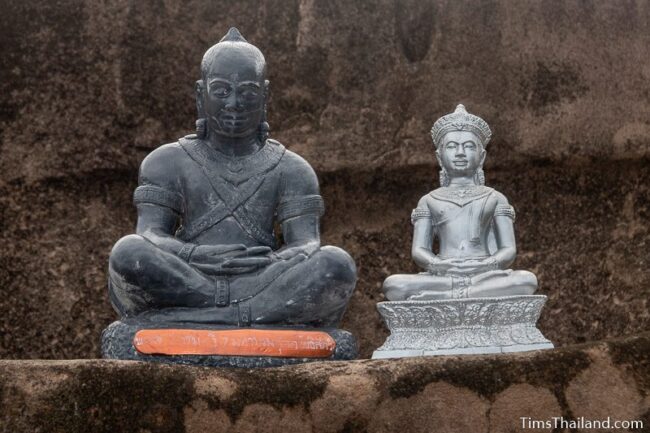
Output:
[102, 28, 357, 366]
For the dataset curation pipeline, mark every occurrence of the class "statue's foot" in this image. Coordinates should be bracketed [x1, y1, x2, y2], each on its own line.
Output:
[382, 273, 452, 301]
[467, 270, 538, 298]
[406, 290, 452, 301]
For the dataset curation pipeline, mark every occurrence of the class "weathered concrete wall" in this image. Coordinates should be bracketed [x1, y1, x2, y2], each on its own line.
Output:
[1, 0, 649, 360]
[1, 333, 649, 433]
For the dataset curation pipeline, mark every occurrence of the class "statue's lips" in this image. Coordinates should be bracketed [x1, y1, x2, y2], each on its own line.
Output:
[219, 114, 248, 124]
[452, 160, 469, 167]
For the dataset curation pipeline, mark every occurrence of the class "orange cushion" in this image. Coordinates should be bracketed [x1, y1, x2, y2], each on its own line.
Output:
[133, 328, 336, 358]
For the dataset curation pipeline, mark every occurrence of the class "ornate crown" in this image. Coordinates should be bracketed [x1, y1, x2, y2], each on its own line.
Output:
[430, 104, 492, 148]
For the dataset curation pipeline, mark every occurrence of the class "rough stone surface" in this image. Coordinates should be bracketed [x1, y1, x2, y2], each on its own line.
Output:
[489, 384, 562, 433]
[2, 0, 650, 183]
[1, 0, 650, 360]
[566, 349, 646, 429]
[1, 333, 648, 433]
[309, 373, 380, 433]
[368, 381, 490, 433]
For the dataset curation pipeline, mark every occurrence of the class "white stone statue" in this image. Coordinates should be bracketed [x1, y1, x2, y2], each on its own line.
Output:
[372, 104, 553, 358]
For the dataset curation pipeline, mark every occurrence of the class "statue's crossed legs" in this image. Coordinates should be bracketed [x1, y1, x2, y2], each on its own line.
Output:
[108, 235, 356, 327]
[383, 269, 538, 301]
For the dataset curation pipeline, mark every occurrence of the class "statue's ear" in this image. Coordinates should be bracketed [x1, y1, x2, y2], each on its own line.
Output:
[435, 149, 442, 166]
[195, 80, 206, 117]
[479, 146, 487, 167]
[263, 79, 270, 99]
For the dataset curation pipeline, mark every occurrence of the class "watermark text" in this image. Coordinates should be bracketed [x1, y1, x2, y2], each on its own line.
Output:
[521, 416, 644, 430]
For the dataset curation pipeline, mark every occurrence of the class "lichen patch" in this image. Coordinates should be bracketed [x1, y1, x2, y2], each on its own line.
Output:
[194, 376, 238, 401]
[309, 373, 380, 433]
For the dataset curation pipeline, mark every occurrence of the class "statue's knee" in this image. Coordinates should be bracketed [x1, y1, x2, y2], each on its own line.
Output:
[318, 246, 357, 287]
[512, 270, 538, 294]
[109, 234, 148, 274]
[382, 275, 407, 301]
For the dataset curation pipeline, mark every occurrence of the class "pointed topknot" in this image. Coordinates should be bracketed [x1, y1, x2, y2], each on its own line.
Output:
[219, 27, 248, 43]
[455, 104, 467, 113]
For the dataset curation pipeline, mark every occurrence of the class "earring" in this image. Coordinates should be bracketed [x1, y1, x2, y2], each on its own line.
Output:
[439, 169, 450, 187]
[257, 104, 270, 142]
[475, 169, 485, 185]
[196, 118, 207, 138]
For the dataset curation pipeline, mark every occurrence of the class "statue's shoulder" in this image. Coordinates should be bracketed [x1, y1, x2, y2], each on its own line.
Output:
[139, 141, 186, 184]
[425, 187, 448, 203]
[417, 192, 435, 208]
[277, 145, 317, 178]
[141, 141, 185, 164]
[273, 142, 319, 195]
[488, 188, 509, 205]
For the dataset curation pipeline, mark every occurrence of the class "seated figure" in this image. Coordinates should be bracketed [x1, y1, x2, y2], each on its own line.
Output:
[382, 104, 537, 301]
[106, 28, 356, 333]
[373, 104, 552, 358]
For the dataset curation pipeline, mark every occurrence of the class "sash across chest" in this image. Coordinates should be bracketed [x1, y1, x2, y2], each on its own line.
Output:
[176, 138, 285, 247]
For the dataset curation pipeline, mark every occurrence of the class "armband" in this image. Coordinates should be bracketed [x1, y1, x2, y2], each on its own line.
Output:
[133, 185, 184, 213]
[277, 195, 325, 222]
[494, 204, 516, 221]
[411, 207, 432, 225]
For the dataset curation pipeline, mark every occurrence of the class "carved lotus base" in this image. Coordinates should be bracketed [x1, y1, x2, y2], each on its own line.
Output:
[372, 295, 553, 359]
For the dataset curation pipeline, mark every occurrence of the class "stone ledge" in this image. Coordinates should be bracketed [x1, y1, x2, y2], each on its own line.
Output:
[1, 332, 648, 433]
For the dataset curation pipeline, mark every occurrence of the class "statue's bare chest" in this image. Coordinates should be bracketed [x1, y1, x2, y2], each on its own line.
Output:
[182, 170, 280, 211]
[426, 186, 497, 239]
[174, 138, 286, 246]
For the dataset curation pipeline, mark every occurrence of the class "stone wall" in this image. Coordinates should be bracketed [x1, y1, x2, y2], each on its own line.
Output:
[1, 0, 649, 359]
[2, 0, 650, 183]
[1, 333, 649, 433]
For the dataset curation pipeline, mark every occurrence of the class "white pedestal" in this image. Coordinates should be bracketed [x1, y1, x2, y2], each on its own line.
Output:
[372, 295, 554, 359]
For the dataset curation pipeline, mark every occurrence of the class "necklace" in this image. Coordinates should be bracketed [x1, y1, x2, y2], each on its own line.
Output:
[430, 185, 493, 206]
[180, 137, 286, 186]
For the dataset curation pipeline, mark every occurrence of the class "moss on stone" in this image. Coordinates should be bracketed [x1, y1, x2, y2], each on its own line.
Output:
[15, 362, 194, 433]
[387, 348, 591, 399]
[199, 367, 329, 422]
[1, 334, 649, 433]
[607, 331, 650, 393]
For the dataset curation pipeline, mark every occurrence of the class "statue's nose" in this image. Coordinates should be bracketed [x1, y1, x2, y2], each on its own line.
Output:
[455, 145, 466, 156]
[224, 92, 240, 111]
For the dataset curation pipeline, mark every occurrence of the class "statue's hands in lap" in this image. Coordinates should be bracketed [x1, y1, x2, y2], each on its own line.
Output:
[272, 241, 319, 261]
[427, 257, 459, 275]
[429, 257, 496, 276]
[189, 244, 273, 275]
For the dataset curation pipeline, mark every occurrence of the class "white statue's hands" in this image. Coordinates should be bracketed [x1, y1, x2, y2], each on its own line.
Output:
[446, 257, 498, 275]
[426, 257, 460, 275]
